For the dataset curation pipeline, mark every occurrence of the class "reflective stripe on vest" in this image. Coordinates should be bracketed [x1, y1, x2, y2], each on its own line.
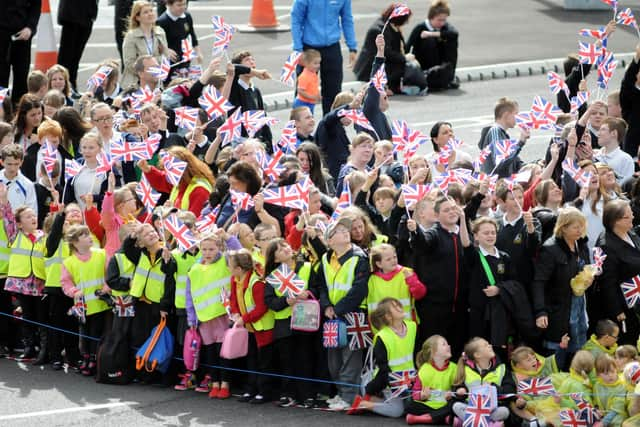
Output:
[45, 242, 70, 288]
[0, 219, 10, 274]
[416, 361, 458, 409]
[170, 178, 213, 211]
[321, 254, 359, 306]
[189, 259, 231, 322]
[367, 269, 413, 316]
[244, 273, 275, 331]
[464, 364, 506, 389]
[112, 253, 135, 297]
[8, 232, 46, 279]
[130, 253, 166, 303]
[173, 249, 197, 309]
[375, 320, 416, 372]
[63, 248, 109, 315]
[272, 262, 311, 320]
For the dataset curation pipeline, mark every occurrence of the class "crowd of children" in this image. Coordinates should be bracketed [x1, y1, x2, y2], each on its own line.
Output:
[2, 0, 640, 425]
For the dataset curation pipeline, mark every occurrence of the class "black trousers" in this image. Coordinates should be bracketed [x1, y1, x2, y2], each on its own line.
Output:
[417, 299, 468, 357]
[304, 42, 342, 116]
[16, 293, 47, 347]
[47, 292, 80, 363]
[0, 279, 16, 349]
[273, 333, 316, 401]
[406, 399, 453, 423]
[246, 334, 273, 397]
[0, 30, 32, 105]
[114, 0, 134, 64]
[201, 342, 231, 382]
[58, 21, 94, 90]
[80, 310, 110, 355]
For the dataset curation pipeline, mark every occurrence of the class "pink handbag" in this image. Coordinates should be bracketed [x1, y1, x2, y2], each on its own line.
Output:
[183, 328, 201, 371]
[220, 324, 248, 359]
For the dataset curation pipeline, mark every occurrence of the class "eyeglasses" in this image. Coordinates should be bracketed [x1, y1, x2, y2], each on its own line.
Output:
[258, 236, 277, 241]
[608, 334, 619, 341]
[94, 117, 113, 123]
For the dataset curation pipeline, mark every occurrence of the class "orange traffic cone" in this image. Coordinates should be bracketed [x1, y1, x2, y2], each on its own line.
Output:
[237, 0, 289, 33]
[34, 0, 58, 72]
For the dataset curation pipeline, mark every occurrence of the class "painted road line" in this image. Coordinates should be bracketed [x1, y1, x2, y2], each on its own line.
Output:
[0, 402, 138, 421]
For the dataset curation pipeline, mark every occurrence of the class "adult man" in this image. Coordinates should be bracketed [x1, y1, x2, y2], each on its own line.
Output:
[57, 0, 99, 90]
[314, 217, 369, 409]
[595, 117, 634, 184]
[290, 106, 315, 146]
[133, 55, 161, 91]
[479, 97, 530, 178]
[0, 0, 41, 104]
[139, 103, 186, 153]
[291, 0, 357, 115]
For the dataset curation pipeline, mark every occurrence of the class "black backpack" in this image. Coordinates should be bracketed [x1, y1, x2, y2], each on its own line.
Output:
[95, 317, 133, 385]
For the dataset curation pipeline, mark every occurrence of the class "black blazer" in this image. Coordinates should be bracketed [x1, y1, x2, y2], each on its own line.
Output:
[595, 230, 640, 343]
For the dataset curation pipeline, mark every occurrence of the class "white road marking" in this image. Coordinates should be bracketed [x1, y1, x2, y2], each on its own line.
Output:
[0, 402, 137, 421]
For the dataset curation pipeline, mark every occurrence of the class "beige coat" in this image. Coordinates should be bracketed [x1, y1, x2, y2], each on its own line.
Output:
[120, 26, 167, 89]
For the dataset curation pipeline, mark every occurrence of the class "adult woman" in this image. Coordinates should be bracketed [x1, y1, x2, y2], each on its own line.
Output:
[52, 106, 92, 160]
[532, 207, 590, 369]
[595, 199, 640, 344]
[428, 121, 471, 174]
[406, 0, 459, 90]
[353, 4, 426, 95]
[140, 146, 215, 217]
[46, 65, 74, 106]
[531, 179, 564, 243]
[335, 133, 375, 195]
[296, 142, 335, 196]
[596, 163, 624, 200]
[121, 1, 168, 89]
[408, 155, 433, 185]
[341, 206, 388, 254]
[214, 161, 262, 229]
[12, 94, 43, 151]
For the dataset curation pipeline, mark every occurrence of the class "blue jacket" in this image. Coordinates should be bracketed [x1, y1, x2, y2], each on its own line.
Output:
[291, 0, 357, 52]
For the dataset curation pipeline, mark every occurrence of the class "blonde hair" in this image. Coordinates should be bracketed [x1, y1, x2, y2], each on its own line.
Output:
[80, 131, 103, 149]
[46, 64, 71, 97]
[64, 224, 91, 252]
[570, 350, 595, 378]
[595, 354, 617, 375]
[369, 297, 402, 331]
[370, 243, 395, 272]
[510, 346, 536, 369]
[331, 92, 354, 110]
[471, 216, 498, 234]
[616, 345, 638, 361]
[454, 337, 487, 385]
[553, 206, 587, 239]
[416, 335, 446, 369]
[127, 1, 155, 32]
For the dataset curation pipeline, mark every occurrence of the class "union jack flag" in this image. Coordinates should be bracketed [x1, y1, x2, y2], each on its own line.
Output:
[597, 56, 617, 89]
[371, 64, 388, 94]
[493, 139, 519, 164]
[67, 294, 87, 324]
[547, 71, 570, 99]
[531, 96, 562, 123]
[174, 106, 200, 131]
[181, 36, 197, 62]
[323, 320, 341, 348]
[198, 85, 233, 120]
[220, 287, 232, 317]
[162, 154, 187, 186]
[262, 182, 309, 210]
[136, 175, 161, 211]
[217, 108, 243, 146]
[600, 0, 618, 9]
[392, 120, 409, 152]
[338, 109, 374, 131]
[389, 4, 411, 18]
[592, 247, 606, 275]
[196, 207, 219, 234]
[110, 137, 151, 162]
[143, 133, 162, 159]
[230, 190, 255, 210]
[401, 184, 431, 209]
[130, 86, 158, 111]
[621, 275, 640, 308]
[617, 8, 638, 28]
[41, 139, 58, 176]
[259, 149, 286, 183]
[579, 27, 606, 39]
[517, 376, 555, 396]
[277, 120, 298, 153]
[331, 180, 351, 221]
[570, 91, 590, 115]
[474, 146, 493, 171]
[434, 169, 472, 192]
[344, 312, 372, 350]
[502, 169, 531, 192]
[211, 16, 235, 54]
[266, 263, 306, 297]
[188, 64, 202, 80]
[463, 393, 492, 427]
[148, 56, 171, 81]
[96, 151, 113, 176]
[569, 393, 592, 412]
[562, 159, 593, 187]
[65, 159, 84, 180]
[388, 370, 416, 399]
[113, 295, 135, 317]
[280, 51, 302, 87]
[559, 409, 588, 427]
[578, 42, 602, 64]
[0, 87, 8, 104]
[87, 66, 112, 91]
[249, 116, 278, 138]
[164, 213, 198, 252]
[242, 110, 266, 137]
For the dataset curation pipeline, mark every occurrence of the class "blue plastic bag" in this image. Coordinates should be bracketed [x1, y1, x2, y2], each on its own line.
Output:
[136, 317, 174, 373]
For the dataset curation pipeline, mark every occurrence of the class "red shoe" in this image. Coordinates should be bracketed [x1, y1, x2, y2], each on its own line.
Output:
[208, 386, 220, 398]
[217, 387, 230, 399]
[406, 413, 434, 425]
[346, 395, 364, 415]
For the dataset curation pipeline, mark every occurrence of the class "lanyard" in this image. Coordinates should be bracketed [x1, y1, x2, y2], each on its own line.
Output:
[478, 251, 496, 286]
